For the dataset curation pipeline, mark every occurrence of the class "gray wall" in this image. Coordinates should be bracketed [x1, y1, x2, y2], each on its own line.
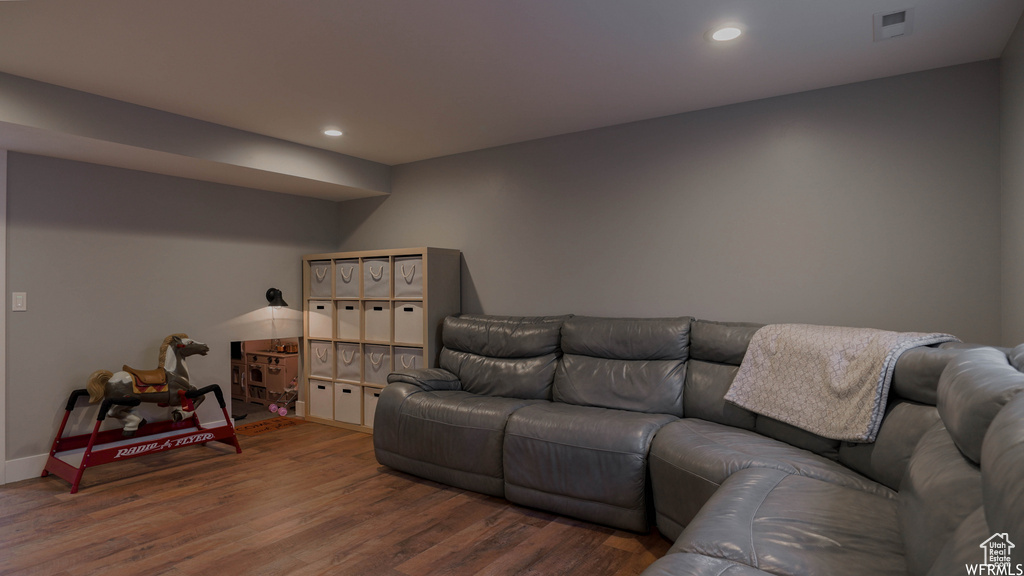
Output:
[5, 57, 1008, 463]
[338, 62, 1002, 345]
[1002, 14, 1024, 346]
[6, 153, 336, 460]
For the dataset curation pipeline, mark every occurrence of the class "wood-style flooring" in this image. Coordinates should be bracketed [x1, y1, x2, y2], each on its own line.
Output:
[0, 420, 670, 575]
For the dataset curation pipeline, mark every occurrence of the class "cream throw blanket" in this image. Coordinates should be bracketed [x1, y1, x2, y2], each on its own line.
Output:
[724, 324, 957, 442]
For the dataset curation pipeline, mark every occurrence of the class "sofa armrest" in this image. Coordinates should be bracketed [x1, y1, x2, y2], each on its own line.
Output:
[388, 368, 462, 391]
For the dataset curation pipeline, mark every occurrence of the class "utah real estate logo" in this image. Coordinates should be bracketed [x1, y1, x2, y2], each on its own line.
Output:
[967, 533, 1023, 575]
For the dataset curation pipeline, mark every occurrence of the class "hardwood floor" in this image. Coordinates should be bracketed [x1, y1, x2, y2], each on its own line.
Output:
[0, 421, 671, 575]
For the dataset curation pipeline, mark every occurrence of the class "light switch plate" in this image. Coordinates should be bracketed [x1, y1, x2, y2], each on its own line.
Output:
[12, 292, 26, 311]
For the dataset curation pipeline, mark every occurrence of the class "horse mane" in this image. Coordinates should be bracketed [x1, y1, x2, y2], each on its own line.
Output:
[158, 333, 189, 368]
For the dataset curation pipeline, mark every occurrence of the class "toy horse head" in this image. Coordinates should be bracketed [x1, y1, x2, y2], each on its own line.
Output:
[156, 334, 208, 382]
[176, 336, 209, 357]
[159, 334, 208, 365]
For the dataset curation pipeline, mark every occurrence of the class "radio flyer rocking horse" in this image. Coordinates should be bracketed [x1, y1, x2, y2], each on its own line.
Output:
[87, 333, 209, 436]
[45, 334, 240, 493]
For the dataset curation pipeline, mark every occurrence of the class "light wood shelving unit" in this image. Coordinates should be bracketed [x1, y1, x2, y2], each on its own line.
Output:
[302, 247, 461, 433]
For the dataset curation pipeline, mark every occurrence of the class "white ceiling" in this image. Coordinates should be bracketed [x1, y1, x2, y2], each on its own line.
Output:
[0, 0, 1021, 167]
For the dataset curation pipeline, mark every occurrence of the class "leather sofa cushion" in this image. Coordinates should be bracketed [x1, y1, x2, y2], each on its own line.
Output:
[553, 316, 690, 415]
[554, 354, 686, 416]
[686, 320, 842, 459]
[897, 422, 982, 576]
[689, 320, 762, 365]
[938, 345, 1024, 464]
[925, 507, 991, 576]
[437, 314, 570, 399]
[1012, 343, 1024, 371]
[649, 418, 895, 539]
[753, 415, 840, 460]
[683, 360, 756, 430]
[441, 314, 568, 358]
[672, 468, 905, 576]
[837, 399, 941, 491]
[917, 342, 1024, 569]
[560, 316, 692, 359]
[503, 402, 677, 532]
[440, 348, 559, 399]
[683, 359, 841, 460]
[981, 390, 1024, 545]
[891, 343, 977, 405]
[374, 388, 545, 496]
[653, 418, 894, 496]
[929, 386, 1024, 576]
[641, 553, 776, 576]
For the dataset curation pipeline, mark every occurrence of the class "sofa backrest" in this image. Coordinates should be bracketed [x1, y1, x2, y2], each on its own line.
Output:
[979, 371, 1024, 562]
[889, 343, 981, 405]
[898, 420, 982, 576]
[438, 314, 570, 399]
[686, 320, 844, 459]
[937, 346, 1024, 464]
[837, 346, 958, 490]
[684, 320, 759, 430]
[552, 316, 691, 416]
[686, 319, 970, 477]
[899, 345, 1024, 576]
[925, 388, 1024, 576]
[838, 343, 994, 491]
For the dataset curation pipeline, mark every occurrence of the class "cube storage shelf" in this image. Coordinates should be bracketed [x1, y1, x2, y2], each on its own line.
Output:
[302, 247, 461, 433]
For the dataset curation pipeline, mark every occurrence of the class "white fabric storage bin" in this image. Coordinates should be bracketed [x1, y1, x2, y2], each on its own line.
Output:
[364, 344, 391, 385]
[336, 302, 360, 340]
[309, 260, 332, 298]
[335, 342, 361, 382]
[334, 258, 359, 298]
[362, 257, 390, 298]
[309, 379, 333, 420]
[309, 340, 333, 379]
[394, 302, 424, 345]
[363, 387, 382, 429]
[363, 301, 392, 342]
[308, 301, 332, 339]
[394, 256, 423, 298]
[394, 346, 424, 371]
[334, 383, 362, 425]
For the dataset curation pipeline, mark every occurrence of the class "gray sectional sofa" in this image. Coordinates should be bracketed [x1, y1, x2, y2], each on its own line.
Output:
[373, 314, 1024, 576]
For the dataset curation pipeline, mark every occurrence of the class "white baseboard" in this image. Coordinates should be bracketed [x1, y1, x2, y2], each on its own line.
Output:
[6, 453, 48, 484]
[295, 401, 306, 417]
[4, 418, 232, 485]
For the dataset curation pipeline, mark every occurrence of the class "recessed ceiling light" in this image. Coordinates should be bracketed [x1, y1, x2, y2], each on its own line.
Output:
[323, 129, 343, 137]
[710, 26, 742, 42]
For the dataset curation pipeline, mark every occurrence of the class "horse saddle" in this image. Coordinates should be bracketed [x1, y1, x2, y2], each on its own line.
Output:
[123, 365, 167, 386]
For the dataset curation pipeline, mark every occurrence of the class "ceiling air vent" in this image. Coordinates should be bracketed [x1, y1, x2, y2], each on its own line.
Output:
[873, 8, 915, 41]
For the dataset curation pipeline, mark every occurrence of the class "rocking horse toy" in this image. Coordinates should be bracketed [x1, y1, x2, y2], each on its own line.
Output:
[87, 333, 209, 436]
[43, 333, 241, 493]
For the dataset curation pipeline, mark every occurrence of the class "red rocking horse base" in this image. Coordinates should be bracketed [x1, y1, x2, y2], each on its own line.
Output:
[42, 385, 242, 494]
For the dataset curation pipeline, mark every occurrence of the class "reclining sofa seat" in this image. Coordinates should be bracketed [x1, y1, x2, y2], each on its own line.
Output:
[642, 341, 1024, 576]
[374, 314, 692, 532]
[373, 314, 568, 496]
[650, 320, 969, 539]
[502, 316, 691, 532]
